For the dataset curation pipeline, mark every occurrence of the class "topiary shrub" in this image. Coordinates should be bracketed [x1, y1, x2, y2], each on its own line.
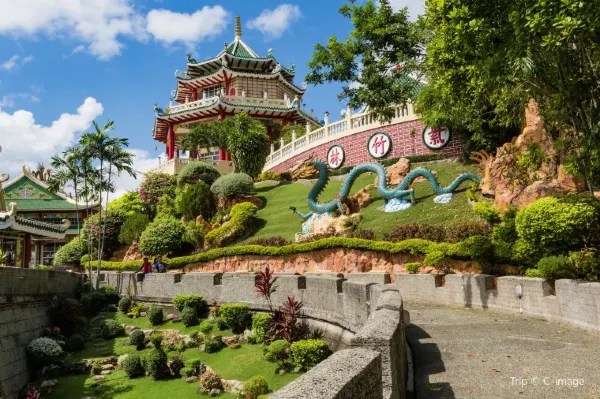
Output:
[257, 171, 282, 182]
[181, 306, 199, 327]
[173, 294, 206, 315]
[205, 202, 258, 248]
[264, 340, 290, 366]
[176, 181, 215, 221]
[219, 303, 250, 333]
[289, 339, 330, 370]
[492, 241, 513, 263]
[535, 256, 576, 280]
[242, 376, 269, 399]
[66, 334, 85, 352]
[423, 250, 447, 271]
[515, 195, 600, 259]
[119, 297, 132, 314]
[251, 313, 272, 344]
[102, 319, 125, 340]
[123, 353, 145, 378]
[139, 216, 185, 256]
[144, 337, 168, 379]
[147, 306, 164, 326]
[226, 113, 269, 178]
[162, 330, 187, 352]
[404, 262, 421, 274]
[50, 297, 84, 337]
[53, 239, 85, 267]
[210, 173, 254, 199]
[204, 336, 225, 353]
[128, 329, 146, 350]
[199, 320, 215, 335]
[454, 236, 494, 260]
[177, 161, 221, 187]
[169, 355, 185, 377]
[198, 370, 223, 394]
[473, 201, 501, 224]
[492, 207, 518, 243]
[180, 366, 196, 378]
[27, 337, 63, 366]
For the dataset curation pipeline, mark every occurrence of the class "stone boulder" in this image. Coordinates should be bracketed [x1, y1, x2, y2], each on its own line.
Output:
[122, 242, 143, 262]
[295, 213, 362, 243]
[373, 158, 410, 186]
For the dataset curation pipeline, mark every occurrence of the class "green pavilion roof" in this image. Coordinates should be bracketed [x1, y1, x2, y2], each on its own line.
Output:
[8, 199, 81, 211]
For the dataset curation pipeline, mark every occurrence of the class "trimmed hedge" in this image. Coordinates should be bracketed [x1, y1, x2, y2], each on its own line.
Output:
[177, 162, 221, 187]
[89, 237, 492, 271]
[205, 202, 258, 248]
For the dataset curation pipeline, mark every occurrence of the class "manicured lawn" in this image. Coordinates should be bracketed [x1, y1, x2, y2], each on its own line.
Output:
[251, 161, 479, 241]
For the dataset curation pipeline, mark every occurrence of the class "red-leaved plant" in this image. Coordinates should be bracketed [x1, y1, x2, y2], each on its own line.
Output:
[25, 384, 41, 399]
[255, 266, 278, 311]
[270, 296, 304, 342]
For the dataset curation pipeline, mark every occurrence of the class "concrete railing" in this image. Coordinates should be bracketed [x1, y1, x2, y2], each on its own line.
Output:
[152, 158, 235, 176]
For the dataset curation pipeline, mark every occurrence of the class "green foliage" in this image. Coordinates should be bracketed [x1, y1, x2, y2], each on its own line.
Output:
[139, 172, 177, 218]
[102, 319, 124, 340]
[139, 216, 185, 256]
[173, 295, 205, 314]
[492, 208, 519, 244]
[264, 340, 290, 366]
[119, 213, 150, 245]
[130, 303, 145, 318]
[155, 194, 180, 220]
[53, 239, 85, 267]
[50, 297, 84, 336]
[517, 144, 546, 172]
[199, 370, 223, 393]
[525, 268, 543, 278]
[204, 335, 225, 353]
[492, 241, 513, 263]
[515, 196, 600, 259]
[246, 236, 291, 247]
[180, 306, 199, 327]
[123, 353, 145, 378]
[149, 333, 164, 348]
[182, 221, 205, 249]
[219, 303, 250, 333]
[147, 306, 164, 326]
[210, 173, 255, 199]
[473, 202, 501, 224]
[242, 376, 269, 399]
[128, 329, 146, 350]
[569, 250, 600, 282]
[384, 221, 491, 244]
[65, 334, 85, 352]
[289, 339, 330, 370]
[444, 221, 492, 243]
[257, 171, 286, 182]
[108, 191, 146, 216]
[454, 236, 494, 260]
[227, 113, 269, 178]
[252, 313, 272, 344]
[215, 316, 228, 331]
[82, 210, 126, 256]
[143, 345, 168, 379]
[180, 366, 196, 378]
[404, 262, 421, 274]
[91, 363, 102, 376]
[177, 161, 221, 187]
[119, 297, 132, 314]
[175, 181, 214, 221]
[535, 256, 577, 280]
[205, 202, 258, 248]
[199, 320, 215, 335]
[423, 250, 446, 269]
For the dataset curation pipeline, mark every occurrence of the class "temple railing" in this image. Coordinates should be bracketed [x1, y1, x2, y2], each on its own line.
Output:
[165, 95, 291, 115]
[152, 158, 235, 175]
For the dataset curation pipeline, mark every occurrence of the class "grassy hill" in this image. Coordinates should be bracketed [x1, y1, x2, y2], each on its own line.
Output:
[250, 161, 480, 242]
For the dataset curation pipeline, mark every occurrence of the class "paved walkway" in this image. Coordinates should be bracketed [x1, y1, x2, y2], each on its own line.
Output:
[405, 300, 600, 399]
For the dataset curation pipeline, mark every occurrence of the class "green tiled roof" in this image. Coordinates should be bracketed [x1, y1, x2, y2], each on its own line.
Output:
[9, 199, 80, 211]
[226, 40, 258, 58]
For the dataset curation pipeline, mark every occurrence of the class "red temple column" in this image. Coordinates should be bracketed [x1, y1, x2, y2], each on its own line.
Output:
[168, 126, 175, 160]
[193, 91, 198, 101]
[226, 151, 232, 161]
[219, 148, 226, 161]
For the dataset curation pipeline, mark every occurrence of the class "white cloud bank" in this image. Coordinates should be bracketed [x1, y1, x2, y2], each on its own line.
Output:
[386, 0, 425, 20]
[247, 4, 302, 40]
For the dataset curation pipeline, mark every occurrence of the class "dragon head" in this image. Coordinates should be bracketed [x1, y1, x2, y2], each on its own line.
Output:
[290, 156, 318, 180]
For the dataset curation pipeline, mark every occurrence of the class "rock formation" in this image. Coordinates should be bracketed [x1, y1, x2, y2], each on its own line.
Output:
[295, 213, 362, 243]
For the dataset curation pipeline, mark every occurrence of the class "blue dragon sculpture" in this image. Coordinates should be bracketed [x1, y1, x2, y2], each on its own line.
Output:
[289, 157, 480, 220]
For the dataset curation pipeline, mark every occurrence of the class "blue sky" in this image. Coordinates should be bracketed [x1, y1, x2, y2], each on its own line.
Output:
[0, 0, 423, 198]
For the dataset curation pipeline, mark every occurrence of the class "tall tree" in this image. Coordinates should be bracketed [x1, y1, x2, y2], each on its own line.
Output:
[306, 0, 424, 122]
[181, 121, 230, 157]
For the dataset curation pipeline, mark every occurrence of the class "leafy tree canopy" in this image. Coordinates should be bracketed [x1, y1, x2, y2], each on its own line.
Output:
[108, 191, 146, 216]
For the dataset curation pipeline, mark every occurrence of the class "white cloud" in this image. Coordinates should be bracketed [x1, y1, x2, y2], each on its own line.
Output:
[0, 97, 103, 178]
[385, 0, 425, 20]
[146, 6, 228, 46]
[247, 4, 301, 40]
[108, 148, 156, 202]
[0, 92, 40, 109]
[0, 55, 32, 71]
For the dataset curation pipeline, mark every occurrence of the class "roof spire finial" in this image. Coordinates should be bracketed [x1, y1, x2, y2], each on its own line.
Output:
[235, 15, 242, 39]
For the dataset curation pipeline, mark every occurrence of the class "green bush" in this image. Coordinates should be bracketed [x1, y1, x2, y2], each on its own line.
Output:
[181, 306, 199, 327]
[123, 353, 145, 378]
[242, 376, 269, 399]
[119, 297, 132, 314]
[536, 256, 576, 280]
[492, 207, 518, 243]
[27, 337, 63, 365]
[569, 250, 600, 281]
[143, 344, 168, 379]
[130, 303, 145, 318]
[246, 236, 291, 247]
[454, 236, 494, 260]
[264, 340, 289, 366]
[473, 201, 501, 224]
[444, 221, 492, 243]
[525, 268, 543, 278]
[515, 195, 600, 259]
[205, 202, 258, 248]
[251, 313, 272, 344]
[176, 181, 215, 221]
[66, 334, 85, 352]
[173, 294, 205, 314]
[423, 250, 446, 269]
[182, 221, 205, 249]
[50, 297, 84, 336]
[204, 336, 225, 353]
[155, 194, 180, 220]
[404, 262, 421, 274]
[102, 319, 124, 340]
[82, 210, 126, 256]
[119, 213, 150, 245]
[215, 316, 228, 330]
[139, 171, 177, 218]
[91, 363, 102, 376]
[289, 339, 330, 370]
[257, 171, 283, 182]
[210, 173, 255, 199]
[227, 113, 269, 178]
[139, 216, 185, 256]
[53, 239, 85, 267]
[219, 303, 250, 333]
[383, 223, 446, 243]
[492, 241, 513, 263]
[180, 366, 196, 378]
[177, 162, 221, 187]
[199, 320, 215, 335]
[147, 306, 164, 326]
[128, 329, 146, 350]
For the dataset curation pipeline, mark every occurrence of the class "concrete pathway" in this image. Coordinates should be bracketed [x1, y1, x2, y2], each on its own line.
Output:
[405, 300, 600, 399]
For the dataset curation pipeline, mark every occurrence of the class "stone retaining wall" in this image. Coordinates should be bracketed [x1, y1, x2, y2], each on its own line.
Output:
[0, 268, 80, 399]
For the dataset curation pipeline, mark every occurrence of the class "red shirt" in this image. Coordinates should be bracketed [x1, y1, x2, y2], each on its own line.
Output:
[142, 262, 152, 273]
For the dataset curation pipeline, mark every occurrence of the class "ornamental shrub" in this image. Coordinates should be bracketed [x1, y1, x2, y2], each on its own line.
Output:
[82, 210, 127, 256]
[215, 316, 228, 330]
[199, 320, 215, 335]
[91, 363, 102, 376]
[139, 171, 177, 218]
[492, 241, 513, 263]
[130, 303, 145, 318]
[139, 216, 185, 256]
[404, 262, 421, 274]
[383, 223, 446, 243]
[352, 229, 376, 240]
[180, 366, 196, 378]
[66, 334, 85, 352]
[155, 194, 180, 220]
[119, 213, 150, 245]
[290, 339, 330, 370]
[454, 236, 494, 260]
[205, 202, 258, 248]
[123, 353, 145, 378]
[423, 250, 447, 270]
[219, 303, 251, 333]
[536, 256, 577, 280]
[53, 239, 85, 267]
[198, 370, 223, 394]
[444, 221, 492, 243]
[492, 207, 518, 243]
[162, 330, 187, 352]
[99, 286, 121, 305]
[181, 306, 199, 327]
[119, 297, 132, 314]
[226, 112, 269, 178]
[169, 355, 185, 377]
[173, 294, 206, 314]
[210, 173, 255, 199]
[257, 171, 283, 182]
[27, 337, 63, 365]
[177, 162, 221, 187]
[102, 319, 124, 340]
[515, 195, 600, 258]
[144, 345, 168, 380]
[251, 313, 272, 344]
[473, 201, 501, 224]
[264, 340, 290, 366]
[128, 329, 146, 350]
[204, 336, 225, 353]
[242, 376, 269, 399]
[569, 249, 600, 282]
[147, 306, 164, 326]
[525, 268, 543, 278]
[50, 297, 84, 337]
[176, 181, 215, 221]
[182, 221, 205, 250]
[247, 236, 291, 247]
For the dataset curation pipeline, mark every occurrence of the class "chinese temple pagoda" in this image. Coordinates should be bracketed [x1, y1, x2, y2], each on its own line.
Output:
[152, 15, 320, 174]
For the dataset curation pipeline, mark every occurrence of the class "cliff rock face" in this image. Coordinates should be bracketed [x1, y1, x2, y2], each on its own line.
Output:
[472, 99, 586, 211]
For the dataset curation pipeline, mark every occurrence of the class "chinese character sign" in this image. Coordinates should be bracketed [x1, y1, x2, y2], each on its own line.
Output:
[422, 127, 451, 150]
[327, 145, 345, 169]
[368, 132, 392, 159]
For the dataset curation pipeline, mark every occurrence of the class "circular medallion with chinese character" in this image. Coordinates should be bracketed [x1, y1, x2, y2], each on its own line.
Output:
[422, 127, 451, 150]
[327, 144, 345, 169]
[367, 132, 392, 159]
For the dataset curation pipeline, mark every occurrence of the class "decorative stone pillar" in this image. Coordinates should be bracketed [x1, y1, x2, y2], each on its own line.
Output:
[346, 105, 353, 129]
[324, 111, 330, 135]
[292, 129, 297, 142]
[270, 143, 275, 154]
[280, 137, 285, 148]
[263, 91, 268, 99]
[306, 120, 311, 135]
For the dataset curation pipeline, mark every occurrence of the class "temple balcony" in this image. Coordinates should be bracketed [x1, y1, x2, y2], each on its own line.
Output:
[152, 157, 235, 176]
[166, 94, 292, 115]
